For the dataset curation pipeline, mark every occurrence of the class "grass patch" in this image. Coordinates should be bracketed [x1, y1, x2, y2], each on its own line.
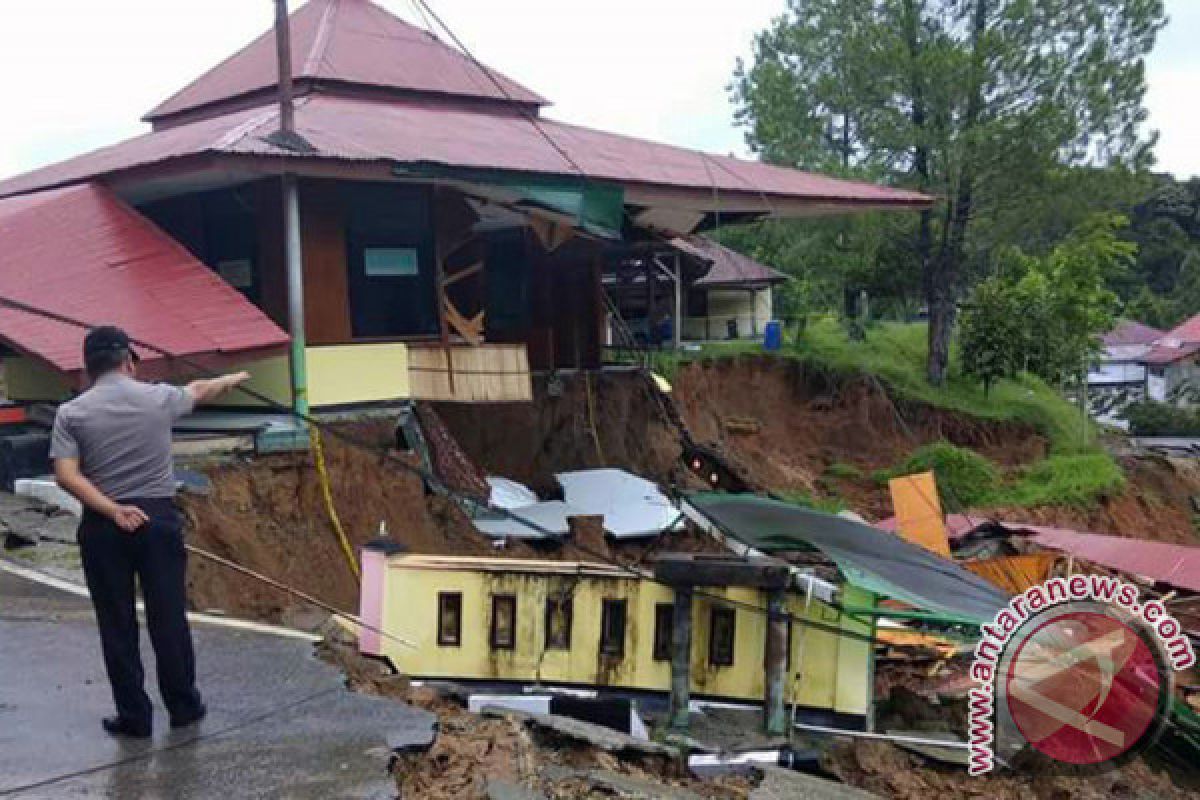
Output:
[1001, 454, 1125, 508]
[875, 442, 999, 510]
[879, 443, 1124, 510]
[787, 318, 1098, 455]
[824, 461, 865, 481]
[770, 489, 846, 514]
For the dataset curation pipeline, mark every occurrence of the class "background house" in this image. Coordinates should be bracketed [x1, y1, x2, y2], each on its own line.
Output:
[1140, 314, 1200, 404]
[1087, 319, 1163, 427]
[605, 236, 787, 347]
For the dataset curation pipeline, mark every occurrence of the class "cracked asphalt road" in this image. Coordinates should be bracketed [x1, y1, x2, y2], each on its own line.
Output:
[0, 566, 434, 799]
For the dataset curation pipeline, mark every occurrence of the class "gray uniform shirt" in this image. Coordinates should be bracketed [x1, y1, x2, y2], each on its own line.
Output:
[50, 373, 195, 501]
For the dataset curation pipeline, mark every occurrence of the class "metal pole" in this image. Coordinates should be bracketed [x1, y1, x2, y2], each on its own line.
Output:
[283, 174, 308, 415]
[273, 0, 295, 135]
[274, 0, 308, 415]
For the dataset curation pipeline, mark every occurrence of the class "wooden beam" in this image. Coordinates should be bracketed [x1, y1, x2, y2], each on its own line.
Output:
[668, 587, 693, 732]
[442, 261, 483, 288]
[654, 554, 792, 589]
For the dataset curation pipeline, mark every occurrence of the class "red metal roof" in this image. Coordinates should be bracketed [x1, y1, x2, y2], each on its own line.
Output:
[878, 514, 1200, 592]
[1141, 340, 1200, 366]
[1014, 524, 1200, 593]
[1102, 319, 1163, 347]
[0, 183, 288, 375]
[670, 236, 788, 287]
[0, 94, 931, 212]
[875, 513, 990, 540]
[1140, 313, 1200, 365]
[145, 0, 544, 125]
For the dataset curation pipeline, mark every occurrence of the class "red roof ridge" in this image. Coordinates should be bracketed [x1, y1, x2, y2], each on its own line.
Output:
[143, 0, 546, 127]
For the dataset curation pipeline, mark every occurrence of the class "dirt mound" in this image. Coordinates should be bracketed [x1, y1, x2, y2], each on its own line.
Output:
[435, 371, 687, 494]
[827, 738, 1193, 800]
[180, 414, 722, 623]
[980, 455, 1200, 546]
[671, 356, 1044, 515]
[182, 421, 530, 621]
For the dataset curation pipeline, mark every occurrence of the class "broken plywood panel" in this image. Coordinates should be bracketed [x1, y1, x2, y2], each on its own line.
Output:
[408, 343, 533, 403]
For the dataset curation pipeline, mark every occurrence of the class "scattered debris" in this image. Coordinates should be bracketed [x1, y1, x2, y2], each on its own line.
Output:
[750, 766, 882, 800]
[479, 708, 679, 761]
[722, 417, 762, 436]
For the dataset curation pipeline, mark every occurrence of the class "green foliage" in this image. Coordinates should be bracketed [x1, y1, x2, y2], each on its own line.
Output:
[1121, 401, 1200, 437]
[824, 461, 865, 480]
[731, 0, 1166, 382]
[877, 445, 1123, 510]
[788, 318, 1096, 454]
[876, 442, 999, 510]
[1002, 455, 1126, 508]
[959, 214, 1127, 389]
[771, 488, 847, 514]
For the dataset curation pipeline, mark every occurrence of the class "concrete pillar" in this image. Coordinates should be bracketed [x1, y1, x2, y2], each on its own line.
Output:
[668, 587, 693, 731]
[764, 589, 788, 735]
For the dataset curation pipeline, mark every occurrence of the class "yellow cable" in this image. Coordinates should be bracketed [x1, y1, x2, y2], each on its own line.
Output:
[310, 426, 361, 582]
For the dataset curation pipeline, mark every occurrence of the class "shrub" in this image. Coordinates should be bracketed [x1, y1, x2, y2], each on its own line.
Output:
[879, 441, 999, 510]
[1121, 401, 1200, 436]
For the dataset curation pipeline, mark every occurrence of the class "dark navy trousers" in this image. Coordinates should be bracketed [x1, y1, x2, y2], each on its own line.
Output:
[78, 498, 202, 729]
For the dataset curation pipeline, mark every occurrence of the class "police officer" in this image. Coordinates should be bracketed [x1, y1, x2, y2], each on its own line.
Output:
[51, 326, 249, 738]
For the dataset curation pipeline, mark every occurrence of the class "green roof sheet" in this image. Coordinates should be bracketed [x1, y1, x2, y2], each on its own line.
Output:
[686, 492, 1009, 625]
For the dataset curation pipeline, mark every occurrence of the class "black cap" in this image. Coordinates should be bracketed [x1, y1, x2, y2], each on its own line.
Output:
[83, 326, 140, 371]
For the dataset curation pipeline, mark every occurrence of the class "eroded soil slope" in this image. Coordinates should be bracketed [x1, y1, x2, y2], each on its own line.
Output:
[182, 357, 1200, 621]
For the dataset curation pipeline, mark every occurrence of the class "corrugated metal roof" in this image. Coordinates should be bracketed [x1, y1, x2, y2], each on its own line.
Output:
[145, 0, 544, 124]
[881, 513, 1200, 593]
[1139, 313, 1200, 364]
[0, 183, 289, 374]
[1102, 319, 1163, 347]
[1141, 340, 1200, 366]
[671, 235, 788, 287]
[1015, 524, 1200, 593]
[0, 94, 931, 212]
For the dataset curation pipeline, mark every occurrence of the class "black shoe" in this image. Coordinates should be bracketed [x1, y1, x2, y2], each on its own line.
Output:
[170, 703, 206, 729]
[102, 716, 151, 739]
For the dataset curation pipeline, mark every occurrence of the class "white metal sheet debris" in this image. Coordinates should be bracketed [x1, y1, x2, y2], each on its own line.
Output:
[486, 476, 539, 510]
[555, 469, 683, 539]
[471, 500, 584, 539]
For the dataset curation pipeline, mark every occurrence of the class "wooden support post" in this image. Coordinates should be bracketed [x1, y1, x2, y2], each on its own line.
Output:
[668, 587, 693, 732]
[673, 254, 682, 350]
[432, 187, 455, 394]
[764, 589, 788, 735]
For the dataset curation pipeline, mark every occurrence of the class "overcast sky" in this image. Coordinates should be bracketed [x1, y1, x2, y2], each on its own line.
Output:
[0, 0, 1196, 182]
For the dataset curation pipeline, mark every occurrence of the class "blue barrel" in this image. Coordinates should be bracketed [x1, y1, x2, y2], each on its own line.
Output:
[763, 320, 783, 351]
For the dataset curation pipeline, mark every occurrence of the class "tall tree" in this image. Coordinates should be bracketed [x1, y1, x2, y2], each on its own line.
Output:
[732, 0, 1164, 384]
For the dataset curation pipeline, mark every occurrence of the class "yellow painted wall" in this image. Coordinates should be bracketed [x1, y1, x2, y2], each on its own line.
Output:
[228, 343, 411, 408]
[2, 357, 73, 401]
[4, 342, 410, 409]
[376, 558, 873, 716]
